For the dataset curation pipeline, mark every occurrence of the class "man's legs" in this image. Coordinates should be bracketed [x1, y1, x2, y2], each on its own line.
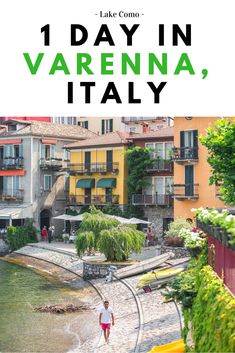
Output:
[106, 328, 110, 343]
[103, 328, 107, 342]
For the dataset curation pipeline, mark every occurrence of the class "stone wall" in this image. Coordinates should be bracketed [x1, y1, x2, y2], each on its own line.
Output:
[144, 206, 173, 238]
[160, 245, 190, 259]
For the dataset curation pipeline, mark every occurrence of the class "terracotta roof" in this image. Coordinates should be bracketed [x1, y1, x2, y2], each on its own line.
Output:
[130, 127, 174, 139]
[1, 120, 97, 140]
[65, 131, 131, 149]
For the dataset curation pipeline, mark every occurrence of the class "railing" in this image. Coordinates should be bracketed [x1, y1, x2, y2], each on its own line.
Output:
[173, 147, 198, 161]
[173, 184, 199, 199]
[122, 116, 168, 123]
[67, 194, 119, 205]
[146, 159, 173, 172]
[67, 162, 119, 175]
[132, 194, 173, 206]
[0, 157, 24, 169]
[215, 184, 223, 198]
[0, 189, 24, 202]
[40, 158, 63, 169]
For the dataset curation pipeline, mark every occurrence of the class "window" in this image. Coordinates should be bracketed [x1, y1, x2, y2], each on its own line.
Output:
[180, 130, 198, 159]
[79, 121, 88, 129]
[64, 149, 70, 161]
[44, 175, 52, 191]
[143, 176, 173, 195]
[41, 144, 55, 160]
[101, 119, 113, 134]
[2, 176, 21, 195]
[145, 142, 173, 160]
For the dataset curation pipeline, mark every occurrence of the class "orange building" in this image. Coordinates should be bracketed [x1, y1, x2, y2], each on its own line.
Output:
[173, 117, 226, 220]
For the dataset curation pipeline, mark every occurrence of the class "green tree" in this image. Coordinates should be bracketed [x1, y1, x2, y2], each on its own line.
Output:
[75, 207, 145, 261]
[200, 119, 235, 205]
[126, 146, 153, 196]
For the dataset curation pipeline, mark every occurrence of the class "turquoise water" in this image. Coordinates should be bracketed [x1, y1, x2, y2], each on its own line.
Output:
[0, 260, 96, 353]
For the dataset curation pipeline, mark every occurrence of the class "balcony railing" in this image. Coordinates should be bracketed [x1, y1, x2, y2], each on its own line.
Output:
[67, 194, 119, 205]
[173, 184, 199, 199]
[0, 189, 24, 203]
[132, 194, 173, 206]
[122, 116, 168, 123]
[0, 157, 24, 169]
[215, 184, 224, 199]
[146, 159, 173, 173]
[40, 158, 63, 170]
[67, 162, 119, 175]
[173, 147, 198, 162]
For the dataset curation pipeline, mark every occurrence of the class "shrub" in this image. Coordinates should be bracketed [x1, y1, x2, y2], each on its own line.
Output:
[165, 218, 193, 237]
[5, 219, 38, 251]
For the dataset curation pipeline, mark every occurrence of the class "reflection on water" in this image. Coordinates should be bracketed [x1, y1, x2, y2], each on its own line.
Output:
[0, 260, 97, 353]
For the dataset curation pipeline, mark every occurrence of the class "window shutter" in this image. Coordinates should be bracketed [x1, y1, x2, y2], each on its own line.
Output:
[50, 145, 55, 158]
[3, 176, 8, 193]
[193, 130, 198, 158]
[64, 176, 70, 191]
[41, 144, 46, 159]
[85, 121, 88, 129]
[19, 144, 23, 158]
[110, 119, 113, 132]
[101, 119, 105, 134]
[180, 131, 185, 148]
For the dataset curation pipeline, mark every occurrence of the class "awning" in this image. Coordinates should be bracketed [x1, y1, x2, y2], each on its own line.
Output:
[76, 178, 95, 188]
[0, 206, 33, 220]
[97, 178, 116, 188]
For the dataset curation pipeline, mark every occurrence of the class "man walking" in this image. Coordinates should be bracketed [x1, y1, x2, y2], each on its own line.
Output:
[99, 300, 114, 344]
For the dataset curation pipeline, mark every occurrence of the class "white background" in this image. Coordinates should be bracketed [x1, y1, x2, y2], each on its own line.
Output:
[0, 0, 234, 116]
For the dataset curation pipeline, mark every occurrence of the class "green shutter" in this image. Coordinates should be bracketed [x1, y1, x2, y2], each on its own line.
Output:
[101, 119, 105, 134]
[109, 119, 113, 132]
[41, 144, 46, 159]
[50, 145, 55, 158]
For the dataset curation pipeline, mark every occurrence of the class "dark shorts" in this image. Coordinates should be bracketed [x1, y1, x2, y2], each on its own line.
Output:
[101, 323, 111, 330]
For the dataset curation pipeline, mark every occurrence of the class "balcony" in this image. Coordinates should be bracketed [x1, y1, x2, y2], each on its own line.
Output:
[173, 184, 199, 200]
[173, 147, 198, 164]
[40, 158, 63, 170]
[0, 189, 24, 203]
[0, 157, 24, 170]
[132, 194, 173, 206]
[146, 159, 173, 173]
[67, 162, 119, 176]
[215, 184, 224, 199]
[67, 194, 119, 206]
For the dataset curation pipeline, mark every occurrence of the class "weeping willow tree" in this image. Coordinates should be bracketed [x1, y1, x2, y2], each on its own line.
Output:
[98, 225, 145, 261]
[75, 207, 145, 261]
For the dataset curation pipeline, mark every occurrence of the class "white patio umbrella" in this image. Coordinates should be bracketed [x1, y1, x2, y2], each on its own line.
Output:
[128, 217, 151, 225]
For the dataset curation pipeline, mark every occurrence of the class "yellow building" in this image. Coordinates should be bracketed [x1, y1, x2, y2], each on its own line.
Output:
[65, 132, 130, 208]
[173, 117, 226, 220]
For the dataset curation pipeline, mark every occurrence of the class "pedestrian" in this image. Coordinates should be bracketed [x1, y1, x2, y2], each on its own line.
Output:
[48, 227, 52, 243]
[51, 226, 55, 240]
[147, 227, 154, 246]
[41, 226, 48, 241]
[99, 300, 114, 344]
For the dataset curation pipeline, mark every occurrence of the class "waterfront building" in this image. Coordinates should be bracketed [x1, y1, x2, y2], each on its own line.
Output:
[131, 127, 174, 236]
[173, 116, 226, 220]
[65, 131, 130, 210]
[0, 119, 96, 231]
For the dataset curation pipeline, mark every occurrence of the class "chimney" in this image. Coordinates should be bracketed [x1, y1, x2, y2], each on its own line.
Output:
[141, 122, 150, 133]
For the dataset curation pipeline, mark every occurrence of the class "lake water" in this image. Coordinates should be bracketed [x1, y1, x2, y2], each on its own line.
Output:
[0, 259, 98, 353]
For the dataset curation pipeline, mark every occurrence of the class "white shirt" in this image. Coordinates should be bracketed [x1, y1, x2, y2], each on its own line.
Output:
[100, 307, 113, 324]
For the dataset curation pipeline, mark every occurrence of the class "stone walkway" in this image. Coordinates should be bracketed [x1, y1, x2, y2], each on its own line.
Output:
[12, 243, 185, 353]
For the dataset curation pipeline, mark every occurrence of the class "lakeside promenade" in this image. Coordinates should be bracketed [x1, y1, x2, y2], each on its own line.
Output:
[9, 242, 184, 353]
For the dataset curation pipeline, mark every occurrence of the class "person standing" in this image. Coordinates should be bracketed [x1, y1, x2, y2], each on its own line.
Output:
[99, 300, 114, 344]
[48, 227, 52, 243]
[147, 227, 154, 245]
[41, 226, 48, 241]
